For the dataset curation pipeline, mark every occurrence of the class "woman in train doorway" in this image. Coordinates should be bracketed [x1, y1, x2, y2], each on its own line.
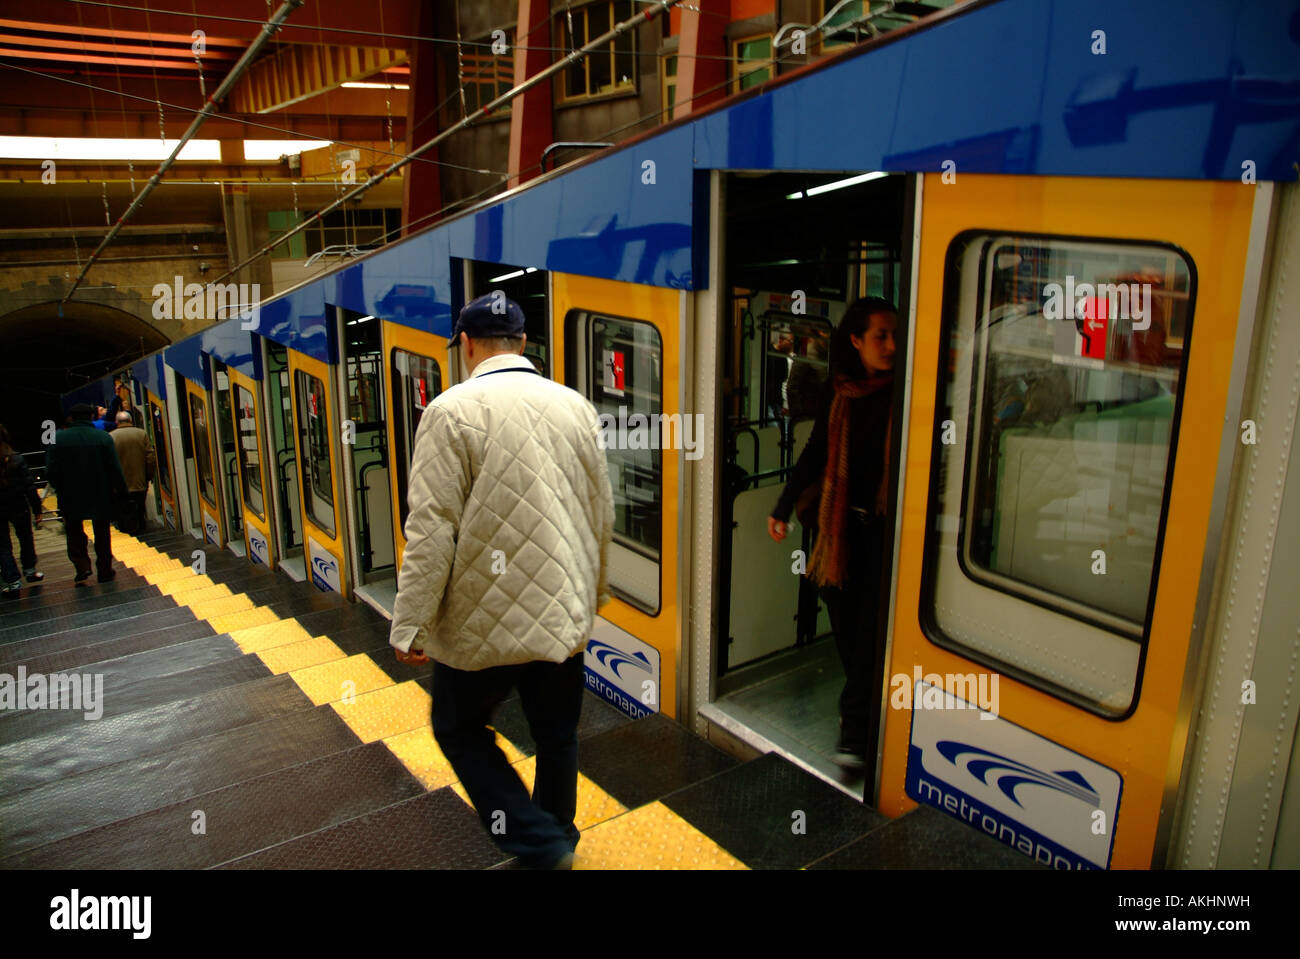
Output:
[767, 298, 897, 772]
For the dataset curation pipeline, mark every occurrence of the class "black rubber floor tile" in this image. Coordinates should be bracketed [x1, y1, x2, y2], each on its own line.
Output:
[260, 593, 350, 619]
[218, 788, 506, 870]
[660, 753, 888, 869]
[5, 741, 423, 869]
[0, 655, 272, 742]
[0, 674, 312, 797]
[0, 606, 199, 662]
[294, 605, 389, 636]
[0, 594, 179, 644]
[807, 804, 1046, 870]
[0, 585, 160, 628]
[9, 580, 150, 611]
[0, 618, 216, 675]
[319, 623, 389, 658]
[0, 706, 362, 857]
[577, 713, 739, 810]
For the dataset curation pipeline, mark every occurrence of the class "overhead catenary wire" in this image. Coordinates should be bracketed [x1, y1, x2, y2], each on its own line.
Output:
[208, 0, 683, 288]
[61, 0, 307, 305]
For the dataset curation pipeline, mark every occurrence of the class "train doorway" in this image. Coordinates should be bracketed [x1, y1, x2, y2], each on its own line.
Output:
[466, 259, 550, 377]
[264, 340, 305, 580]
[341, 309, 397, 613]
[210, 358, 245, 557]
[709, 170, 912, 796]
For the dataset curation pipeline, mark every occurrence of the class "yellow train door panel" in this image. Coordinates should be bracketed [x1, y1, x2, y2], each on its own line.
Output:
[287, 349, 349, 596]
[228, 367, 275, 569]
[183, 377, 224, 547]
[145, 389, 179, 531]
[552, 272, 682, 720]
[879, 174, 1255, 869]
[381, 319, 449, 571]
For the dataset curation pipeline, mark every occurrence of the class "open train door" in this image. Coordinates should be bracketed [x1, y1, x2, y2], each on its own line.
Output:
[228, 365, 276, 568]
[877, 173, 1259, 869]
[286, 348, 350, 597]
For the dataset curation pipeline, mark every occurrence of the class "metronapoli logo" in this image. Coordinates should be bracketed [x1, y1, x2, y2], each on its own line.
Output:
[906, 680, 1122, 869]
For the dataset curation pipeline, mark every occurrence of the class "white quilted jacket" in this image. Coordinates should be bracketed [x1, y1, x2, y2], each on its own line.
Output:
[389, 352, 615, 670]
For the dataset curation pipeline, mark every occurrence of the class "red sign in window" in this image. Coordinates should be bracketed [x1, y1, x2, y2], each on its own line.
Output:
[1080, 297, 1109, 360]
[417, 378, 427, 406]
[309, 392, 318, 417]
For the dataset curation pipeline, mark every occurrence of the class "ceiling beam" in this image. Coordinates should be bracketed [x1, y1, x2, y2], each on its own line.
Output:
[11, 0, 420, 50]
[229, 44, 407, 114]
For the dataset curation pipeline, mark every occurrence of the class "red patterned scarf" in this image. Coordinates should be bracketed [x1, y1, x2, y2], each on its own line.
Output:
[806, 372, 893, 588]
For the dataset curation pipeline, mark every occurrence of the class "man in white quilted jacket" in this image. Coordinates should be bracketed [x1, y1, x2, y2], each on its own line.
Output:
[389, 291, 615, 870]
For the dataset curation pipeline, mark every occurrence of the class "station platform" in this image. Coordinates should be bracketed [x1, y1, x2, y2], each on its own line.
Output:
[0, 521, 1037, 870]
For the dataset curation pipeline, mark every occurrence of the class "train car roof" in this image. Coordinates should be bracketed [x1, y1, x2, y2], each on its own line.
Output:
[69, 0, 1300, 399]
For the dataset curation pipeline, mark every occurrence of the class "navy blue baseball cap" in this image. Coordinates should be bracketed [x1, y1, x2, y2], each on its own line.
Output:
[450, 291, 526, 346]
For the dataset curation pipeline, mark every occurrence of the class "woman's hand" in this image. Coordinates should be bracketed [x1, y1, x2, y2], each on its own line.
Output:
[768, 517, 787, 542]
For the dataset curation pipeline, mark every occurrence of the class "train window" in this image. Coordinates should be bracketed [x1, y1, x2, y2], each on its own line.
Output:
[234, 384, 265, 520]
[294, 369, 336, 536]
[924, 232, 1194, 715]
[188, 391, 217, 508]
[390, 348, 442, 529]
[565, 309, 662, 615]
[150, 400, 171, 495]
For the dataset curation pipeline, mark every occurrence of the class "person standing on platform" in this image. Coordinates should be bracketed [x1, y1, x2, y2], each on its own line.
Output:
[768, 298, 898, 771]
[389, 292, 614, 870]
[47, 403, 127, 584]
[111, 410, 156, 534]
[0, 424, 45, 592]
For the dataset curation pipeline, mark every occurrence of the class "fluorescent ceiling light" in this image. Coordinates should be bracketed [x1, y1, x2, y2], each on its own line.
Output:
[243, 140, 332, 160]
[487, 266, 539, 283]
[786, 171, 888, 199]
[342, 81, 410, 90]
[0, 136, 220, 161]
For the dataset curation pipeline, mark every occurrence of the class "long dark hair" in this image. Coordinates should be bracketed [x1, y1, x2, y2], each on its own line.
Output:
[829, 297, 897, 379]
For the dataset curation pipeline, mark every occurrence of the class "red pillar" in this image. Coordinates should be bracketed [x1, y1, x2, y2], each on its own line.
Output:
[402, 0, 442, 234]
[675, 0, 730, 118]
[508, 0, 555, 188]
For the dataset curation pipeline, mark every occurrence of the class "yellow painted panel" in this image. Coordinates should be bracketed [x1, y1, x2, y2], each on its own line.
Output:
[287, 347, 349, 597]
[229, 619, 315, 653]
[387, 725, 525, 792]
[381, 319, 450, 571]
[290, 653, 393, 706]
[188, 594, 255, 619]
[550, 272, 682, 718]
[330, 679, 430, 741]
[229, 366, 276, 569]
[258, 636, 346, 674]
[877, 174, 1255, 869]
[208, 606, 280, 635]
[569, 802, 747, 870]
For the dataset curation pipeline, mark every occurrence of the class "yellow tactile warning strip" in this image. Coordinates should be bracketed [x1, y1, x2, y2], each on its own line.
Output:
[104, 526, 750, 869]
[570, 802, 748, 870]
[291, 654, 393, 706]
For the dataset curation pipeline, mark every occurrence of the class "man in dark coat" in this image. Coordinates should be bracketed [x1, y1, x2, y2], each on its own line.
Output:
[47, 403, 128, 583]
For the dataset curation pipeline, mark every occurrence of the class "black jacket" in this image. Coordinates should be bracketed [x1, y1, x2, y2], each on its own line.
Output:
[772, 380, 892, 523]
[0, 450, 43, 517]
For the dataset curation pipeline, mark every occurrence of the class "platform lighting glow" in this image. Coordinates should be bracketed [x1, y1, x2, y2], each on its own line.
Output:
[0, 136, 220, 161]
[341, 81, 410, 90]
[785, 171, 888, 199]
[346, 315, 376, 326]
[487, 267, 539, 283]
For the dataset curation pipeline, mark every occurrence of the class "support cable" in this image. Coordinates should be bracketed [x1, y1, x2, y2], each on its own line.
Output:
[209, 0, 682, 287]
[62, 0, 306, 304]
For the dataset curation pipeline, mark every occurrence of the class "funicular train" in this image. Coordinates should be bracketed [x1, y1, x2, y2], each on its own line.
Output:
[60, 0, 1300, 869]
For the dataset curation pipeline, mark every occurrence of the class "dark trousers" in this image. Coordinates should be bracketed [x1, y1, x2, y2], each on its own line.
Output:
[1, 509, 36, 583]
[818, 518, 886, 752]
[431, 651, 585, 868]
[119, 491, 147, 534]
[66, 516, 113, 578]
